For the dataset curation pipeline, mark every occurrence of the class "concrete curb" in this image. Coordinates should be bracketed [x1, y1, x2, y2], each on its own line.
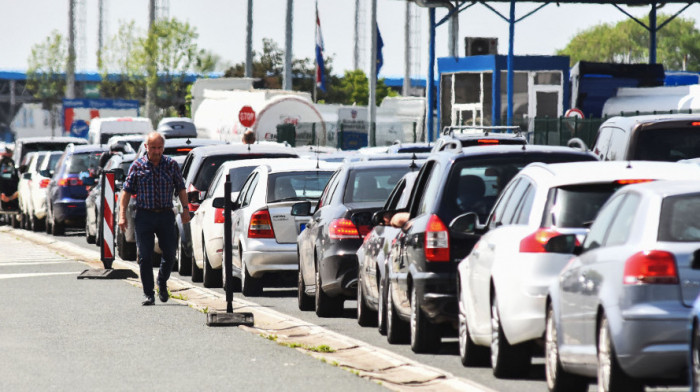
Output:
[3, 226, 494, 392]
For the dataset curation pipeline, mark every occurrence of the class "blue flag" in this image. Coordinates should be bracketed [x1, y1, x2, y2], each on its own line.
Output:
[376, 23, 384, 77]
[315, 6, 326, 92]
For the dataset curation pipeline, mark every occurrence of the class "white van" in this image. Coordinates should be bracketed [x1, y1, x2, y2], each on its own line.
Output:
[88, 117, 153, 145]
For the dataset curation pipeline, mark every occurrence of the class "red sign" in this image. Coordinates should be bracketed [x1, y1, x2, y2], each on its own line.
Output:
[239, 106, 256, 128]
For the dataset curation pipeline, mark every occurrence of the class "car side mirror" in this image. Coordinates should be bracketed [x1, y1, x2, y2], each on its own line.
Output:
[545, 234, 580, 254]
[39, 169, 51, 178]
[187, 190, 200, 204]
[22, 172, 31, 180]
[449, 212, 480, 234]
[212, 197, 225, 209]
[18, 164, 27, 174]
[291, 201, 312, 216]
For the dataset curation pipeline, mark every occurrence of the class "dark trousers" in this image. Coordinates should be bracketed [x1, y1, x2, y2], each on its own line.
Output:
[134, 209, 176, 297]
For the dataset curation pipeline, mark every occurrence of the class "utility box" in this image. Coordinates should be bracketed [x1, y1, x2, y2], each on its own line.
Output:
[464, 37, 498, 57]
[276, 123, 296, 147]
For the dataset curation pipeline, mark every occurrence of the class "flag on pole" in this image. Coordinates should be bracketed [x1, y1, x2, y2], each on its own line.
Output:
[376, 23, 384, 77]
[315, 4, 327, 92]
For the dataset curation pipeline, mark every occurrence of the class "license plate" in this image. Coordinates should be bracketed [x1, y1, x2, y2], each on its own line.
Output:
[299, 223, 306, 233]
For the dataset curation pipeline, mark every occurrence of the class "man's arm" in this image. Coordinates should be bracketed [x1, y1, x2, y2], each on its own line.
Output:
[178, 188, 191, 225]
[118, 190, 131, 232]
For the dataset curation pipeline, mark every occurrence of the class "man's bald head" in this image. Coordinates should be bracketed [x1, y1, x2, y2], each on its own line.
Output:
[145, 131, 165, 164]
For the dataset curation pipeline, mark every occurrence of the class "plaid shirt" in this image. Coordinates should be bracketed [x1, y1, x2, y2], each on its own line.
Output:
[123, 155, 185, 209]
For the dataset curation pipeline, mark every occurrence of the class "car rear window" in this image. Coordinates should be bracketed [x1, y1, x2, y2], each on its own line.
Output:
[192, 153, 296, 191]
[344, 167, 409, 203]
[542, 183, 622, 228]
[635, 127, 700, 161]
[68, 152, 103, 174]
[658, 193, 700, 242]
[267, 171, 334, 202]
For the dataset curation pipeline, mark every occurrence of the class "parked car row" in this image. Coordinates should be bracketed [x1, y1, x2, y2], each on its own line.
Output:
[7, 113, 700, 392]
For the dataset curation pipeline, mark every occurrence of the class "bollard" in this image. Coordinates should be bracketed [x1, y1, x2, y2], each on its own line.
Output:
[206, 172, 254, 326]
[78, 170, 136, 280]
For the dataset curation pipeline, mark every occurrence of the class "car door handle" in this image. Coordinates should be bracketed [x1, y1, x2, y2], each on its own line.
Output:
[314, 216, 321, 222]
[487, 243, 495, 250]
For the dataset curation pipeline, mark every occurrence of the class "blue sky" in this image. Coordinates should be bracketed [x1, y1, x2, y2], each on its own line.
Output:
[1, 0, 697, 78]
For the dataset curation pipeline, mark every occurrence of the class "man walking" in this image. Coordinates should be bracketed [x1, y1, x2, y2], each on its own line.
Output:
[118, 132, 190, 305]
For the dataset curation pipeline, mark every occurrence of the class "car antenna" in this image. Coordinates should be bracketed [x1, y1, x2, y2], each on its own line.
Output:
[521, 143, 526, 151]
[186, 137, 191, 145]
[626, 160, 632, 169]
[409, 153, 418, 170]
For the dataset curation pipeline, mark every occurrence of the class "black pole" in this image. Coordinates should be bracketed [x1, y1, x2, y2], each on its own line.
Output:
[223, 173, 234, 313]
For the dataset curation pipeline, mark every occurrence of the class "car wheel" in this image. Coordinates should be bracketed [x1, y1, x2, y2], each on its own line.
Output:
[51, 216, 64, 236]
[410, 285, 441, 353]
[85, 219, 96, 244]
[177, 239, 192, 276]
[377, 272, 387, 335]
[22, 212, 30, 230]
[117, 231, 136, 261]
[357, 275, 377, 327]
[597, 315, 642, 392]
[203, 249, 222, 288]
[44, 212, 52, 234]
[490, 295, 532, 379]
[11, 213, 20, 229]
[241, 255, 262, 297]
[31, 215, 42, 232]
[544, 304, 587, 392]
[191, 248, 203, 283]
[314, 263, 342, 317]
[459, 295, 489, 367]
[297, 261, 314, 311]
[386, 280, 409, 344]
[692, 319, 700, 392]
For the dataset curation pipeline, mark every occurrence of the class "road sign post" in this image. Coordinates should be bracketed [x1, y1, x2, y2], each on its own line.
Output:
[207, 173, 254, 327]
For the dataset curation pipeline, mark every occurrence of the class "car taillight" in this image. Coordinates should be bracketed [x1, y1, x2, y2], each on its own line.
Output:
[623, 250, 678, 285]
[214, 208, 225, 224]
[248, 209, 274, 238]
[329, 218, 360, 239]
[615, 179, 654, 185]
[425, 214, 449, 262]
[519, 228, 566, 253]
[39, 179, 50, 188]
[58, 178, 83, 186]
[477, 139, 499, 145]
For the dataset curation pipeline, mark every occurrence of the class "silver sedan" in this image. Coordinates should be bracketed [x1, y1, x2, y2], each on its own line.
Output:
[546, 180, 700, 392]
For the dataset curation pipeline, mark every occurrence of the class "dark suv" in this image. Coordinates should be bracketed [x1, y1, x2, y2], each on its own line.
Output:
[385, 144, 596, 353]
[46, 144, 106, 235]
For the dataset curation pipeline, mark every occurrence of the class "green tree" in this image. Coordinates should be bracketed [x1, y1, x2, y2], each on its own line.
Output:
[26, 30, 67, 110]
[557, 14, 700, 70]
[99, 21, 147, 101]
[339, 69, 397, 106]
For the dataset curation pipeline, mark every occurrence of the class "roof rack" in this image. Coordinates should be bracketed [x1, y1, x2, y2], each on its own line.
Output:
[441, 125, 522, 137]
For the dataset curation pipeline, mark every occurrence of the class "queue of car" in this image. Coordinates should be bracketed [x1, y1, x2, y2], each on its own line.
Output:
[7, 113, 700, 392]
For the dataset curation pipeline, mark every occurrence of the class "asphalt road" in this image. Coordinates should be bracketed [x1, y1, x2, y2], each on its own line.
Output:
[18, 226, 689, 392]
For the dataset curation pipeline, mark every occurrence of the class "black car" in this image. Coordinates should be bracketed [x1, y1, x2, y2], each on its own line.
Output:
[294, 160, 417, 317]
[356, 170, 420, 331]
[385, 144, 597, 353]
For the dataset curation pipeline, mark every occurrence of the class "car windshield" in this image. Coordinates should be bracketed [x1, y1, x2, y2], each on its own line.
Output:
[344, 167, 409, 203]
[635, 127, 700, 161]
[658, 193, 700, 242]
[267, 171, 334, 202]
[543, 183, 623, 228]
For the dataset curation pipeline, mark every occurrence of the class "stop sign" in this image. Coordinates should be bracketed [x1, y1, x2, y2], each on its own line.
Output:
[239, 106, 256, 128]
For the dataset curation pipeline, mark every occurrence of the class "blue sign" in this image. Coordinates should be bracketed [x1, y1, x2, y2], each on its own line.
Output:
[70, 120, 90, 138]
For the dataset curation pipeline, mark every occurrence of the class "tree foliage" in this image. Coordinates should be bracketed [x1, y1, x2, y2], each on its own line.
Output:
[339, 69, 398, 106]
[557, 14, 700, 70]
[26, 30, 67, 110]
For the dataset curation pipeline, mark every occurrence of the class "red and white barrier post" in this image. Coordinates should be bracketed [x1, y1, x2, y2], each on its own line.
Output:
[100, 171, 115, 269]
